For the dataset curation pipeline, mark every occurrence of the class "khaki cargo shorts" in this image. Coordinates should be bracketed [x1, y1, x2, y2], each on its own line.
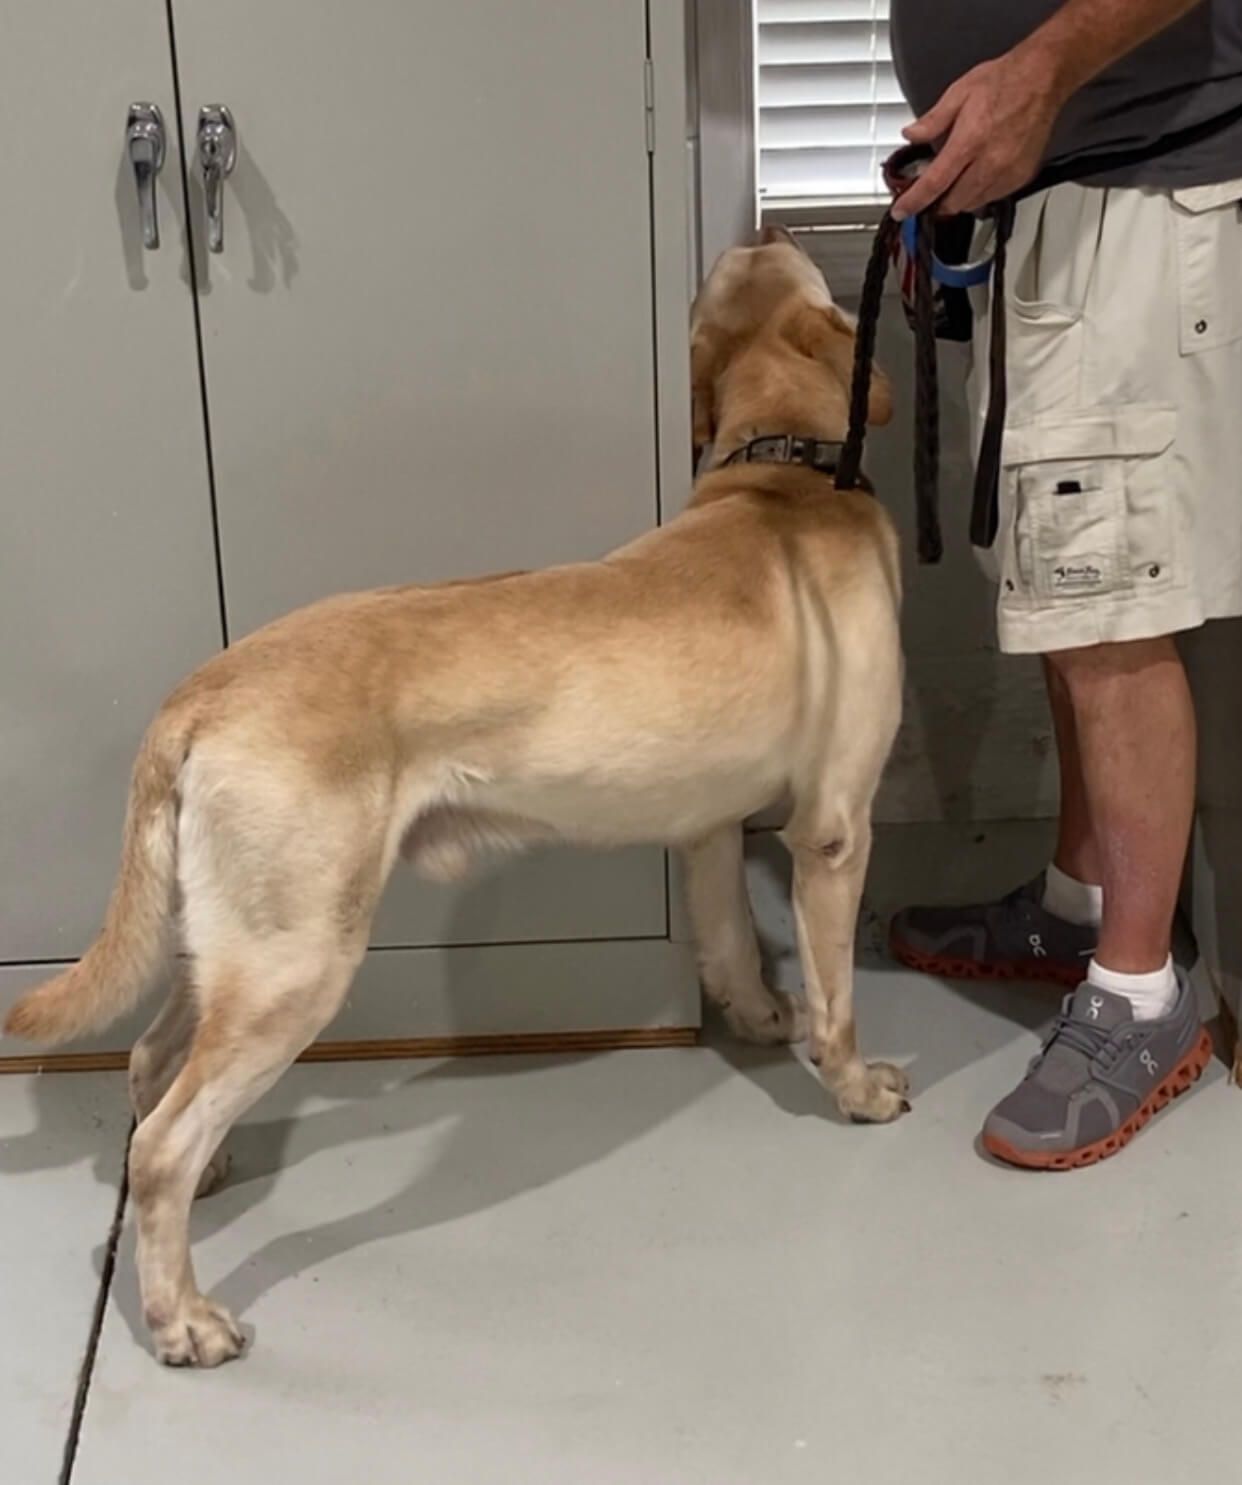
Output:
[969, 178, 1242, 655]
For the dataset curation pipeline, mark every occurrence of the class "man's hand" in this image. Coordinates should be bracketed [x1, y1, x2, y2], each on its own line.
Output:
[889, 0, 1206, 221]
[891, 48, 1067, 221]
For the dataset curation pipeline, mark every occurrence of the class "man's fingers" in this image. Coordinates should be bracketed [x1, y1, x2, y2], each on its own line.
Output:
[902, 116, 942, 145]
[936, 161, 993, 218]
[938, 146, 1043, 217]
[890, 144, 970, 221]
[902, 85, 963, 146]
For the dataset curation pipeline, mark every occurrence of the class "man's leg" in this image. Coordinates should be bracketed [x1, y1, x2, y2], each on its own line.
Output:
[1042, 658, 1103, 912]
[981, 635, 1210, 1170]
[1047, 637, 1195, 977]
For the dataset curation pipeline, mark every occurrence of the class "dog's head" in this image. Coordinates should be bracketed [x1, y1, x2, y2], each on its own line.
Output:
[689, 226, 892, 454]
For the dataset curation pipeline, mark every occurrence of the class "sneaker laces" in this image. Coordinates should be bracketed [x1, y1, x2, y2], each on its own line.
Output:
[1039, 1009, 1122, 1071]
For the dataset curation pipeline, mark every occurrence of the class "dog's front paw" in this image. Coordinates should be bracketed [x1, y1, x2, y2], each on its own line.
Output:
[153, 1296, 245, 1368]
[724, 988, 807, 1046]
[837, 1061, 910, 1124]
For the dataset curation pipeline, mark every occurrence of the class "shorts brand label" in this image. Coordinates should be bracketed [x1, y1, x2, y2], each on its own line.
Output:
[1052, 561, 1104, 591]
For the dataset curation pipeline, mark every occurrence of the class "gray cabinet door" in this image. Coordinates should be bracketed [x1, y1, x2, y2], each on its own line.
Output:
[0, 4, 223, 964]
[172, 0, 669, 946]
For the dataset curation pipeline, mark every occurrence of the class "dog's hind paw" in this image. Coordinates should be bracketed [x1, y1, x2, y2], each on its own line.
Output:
[724, 988, 807, 1046]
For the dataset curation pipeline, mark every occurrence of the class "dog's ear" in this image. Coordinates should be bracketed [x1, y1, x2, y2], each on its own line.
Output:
[690, 326, 722, 448]
[788, 302, 893, 427]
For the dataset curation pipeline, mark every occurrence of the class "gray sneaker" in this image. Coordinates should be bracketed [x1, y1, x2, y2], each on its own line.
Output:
[889, 874, 1095, 989]
[982, 973, 1212, 1170]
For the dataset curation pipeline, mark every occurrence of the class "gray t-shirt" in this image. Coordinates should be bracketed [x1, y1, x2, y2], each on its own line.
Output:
[890, 0, 1242, 186]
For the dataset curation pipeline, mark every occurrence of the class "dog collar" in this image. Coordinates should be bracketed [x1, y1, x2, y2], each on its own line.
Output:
[719, 435, 845, 478]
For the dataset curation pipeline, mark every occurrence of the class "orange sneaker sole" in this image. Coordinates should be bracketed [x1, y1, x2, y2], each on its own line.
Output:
[982, 1028, 1214, 1171]
[890, 934, 1084, 990]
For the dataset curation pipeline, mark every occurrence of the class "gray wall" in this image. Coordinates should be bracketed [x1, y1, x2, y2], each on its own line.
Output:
[1184, 621, 1242, 1024]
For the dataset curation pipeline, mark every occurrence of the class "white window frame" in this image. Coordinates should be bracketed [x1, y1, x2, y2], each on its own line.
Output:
[691, 0, 758, 279]
[754, 1, 906, 227]
[690, 0, 895, 295]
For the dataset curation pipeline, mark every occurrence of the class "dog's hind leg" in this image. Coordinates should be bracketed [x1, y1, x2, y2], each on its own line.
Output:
[128, 965, 195, 1122]
[128, 964, 232, 1199]
[682, 824, 806, 1045]
[128, 940, 361, 1366]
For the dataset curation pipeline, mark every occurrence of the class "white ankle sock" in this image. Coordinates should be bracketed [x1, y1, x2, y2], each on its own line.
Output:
[1042, 863, 1103, 928]
[1087, 955, 1178, 1022]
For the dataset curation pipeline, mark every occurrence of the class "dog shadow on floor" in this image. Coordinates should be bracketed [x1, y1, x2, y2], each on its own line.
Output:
[0, 1067, 130, 1185]
[97, 1039, 734, 1357]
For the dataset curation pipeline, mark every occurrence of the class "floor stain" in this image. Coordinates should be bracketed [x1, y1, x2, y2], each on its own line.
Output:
[1041, 1371, 1087, 1403]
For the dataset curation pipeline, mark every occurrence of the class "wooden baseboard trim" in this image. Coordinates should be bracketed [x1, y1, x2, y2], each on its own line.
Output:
[0, 1025, 700, 1076]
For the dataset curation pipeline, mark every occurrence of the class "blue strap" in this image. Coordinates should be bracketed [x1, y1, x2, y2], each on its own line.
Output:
[900, 215, 993, 290]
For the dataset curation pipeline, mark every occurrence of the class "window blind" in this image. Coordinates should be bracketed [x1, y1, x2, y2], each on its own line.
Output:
[756, 0, 910, 210]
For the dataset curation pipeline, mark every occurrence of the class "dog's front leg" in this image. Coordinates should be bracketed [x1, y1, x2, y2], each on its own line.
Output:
[682, 825, 806, 1045]
[787, 825, 909, 1122]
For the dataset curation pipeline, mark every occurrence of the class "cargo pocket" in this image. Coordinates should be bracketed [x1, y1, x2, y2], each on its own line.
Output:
[1000, 407, 1179, 603]
[1173, 181, 1242, 355]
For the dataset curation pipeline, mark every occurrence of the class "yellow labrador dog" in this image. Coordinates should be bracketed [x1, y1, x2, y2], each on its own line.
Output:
[6, 230, 906, 1367]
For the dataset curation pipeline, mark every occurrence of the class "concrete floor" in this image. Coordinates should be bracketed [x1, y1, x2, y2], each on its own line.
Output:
[3, 943, 1241, 1484]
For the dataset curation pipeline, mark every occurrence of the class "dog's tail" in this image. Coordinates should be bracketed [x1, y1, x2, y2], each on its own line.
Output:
[4, 712, 188, 1046]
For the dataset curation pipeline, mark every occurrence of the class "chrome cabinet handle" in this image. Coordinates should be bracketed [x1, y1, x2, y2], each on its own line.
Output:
[126, 103, 166, 249]
[197, 105, 237, 253]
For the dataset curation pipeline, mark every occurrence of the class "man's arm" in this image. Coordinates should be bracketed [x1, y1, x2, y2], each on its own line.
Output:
[891, 0, 1206, 220]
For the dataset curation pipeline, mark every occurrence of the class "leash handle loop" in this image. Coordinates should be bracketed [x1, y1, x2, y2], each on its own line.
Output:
[898, 214, 993, 290]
